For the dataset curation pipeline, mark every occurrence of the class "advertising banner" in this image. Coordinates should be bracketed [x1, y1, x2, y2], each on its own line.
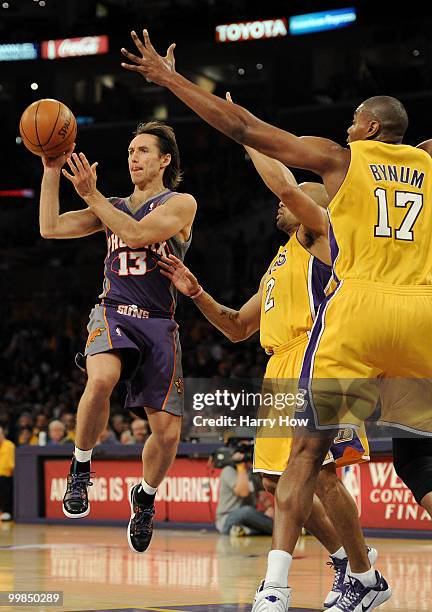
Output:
[45, 456, 432, 530]
[341, 458, 432, 530]
[41, 35, 109, 59]
[44, 458, 220, 522]
[216, 18, 288, 43]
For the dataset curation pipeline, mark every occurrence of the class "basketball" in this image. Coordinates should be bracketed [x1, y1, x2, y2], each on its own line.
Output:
[19, 98, 77, 157]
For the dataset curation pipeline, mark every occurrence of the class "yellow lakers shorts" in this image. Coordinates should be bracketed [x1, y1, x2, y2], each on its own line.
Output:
[254, 333, 369, 475]
[299, 280, 432, 434]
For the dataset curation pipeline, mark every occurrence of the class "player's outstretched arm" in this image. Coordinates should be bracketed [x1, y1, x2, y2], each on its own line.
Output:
[158, 255, 261, 342]
[121, 30, 346, 176]
[40, 148, 102, 239]
[226, 91, 299, 199]
[280, 183, 329, 236]
[245, 146, 298, 197]
[226, 94, 328, 235]
[243, 141, 328, 235]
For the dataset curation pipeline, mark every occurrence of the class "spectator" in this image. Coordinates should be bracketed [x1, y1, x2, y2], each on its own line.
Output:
[0, 425, 15, 521]
[60, 411, 76, 442]
[34, 412, 48, 435]
[120, 429, 134, 445]
[215, 442, 273, 536]
[131, 419, 150, 444]
[97, 425, 119, 447]
[16, 413, 33, 429]
[17, 425, 37, 446]
[111, 414, 128, 440]
[47, 420, 73, 446]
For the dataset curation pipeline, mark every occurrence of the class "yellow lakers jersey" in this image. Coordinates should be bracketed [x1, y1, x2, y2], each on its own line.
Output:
[260, 233, 332, 352]
[329, 141, 432, 285]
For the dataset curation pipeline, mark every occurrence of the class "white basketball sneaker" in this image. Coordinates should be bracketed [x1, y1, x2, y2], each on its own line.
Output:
[324, 546, 378, 608]
[252, 581, 292, 612]
[325, 570, 391, 612]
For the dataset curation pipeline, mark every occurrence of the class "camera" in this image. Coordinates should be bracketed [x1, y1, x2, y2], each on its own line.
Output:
[211, 439, 253, 468]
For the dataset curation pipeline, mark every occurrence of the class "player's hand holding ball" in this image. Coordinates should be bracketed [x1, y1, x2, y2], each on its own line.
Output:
[19, 98, 77, 158]
[42, 143, 76, 170]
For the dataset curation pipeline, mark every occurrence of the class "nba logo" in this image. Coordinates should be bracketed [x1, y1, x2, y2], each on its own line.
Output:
[342, 464, 362, 516]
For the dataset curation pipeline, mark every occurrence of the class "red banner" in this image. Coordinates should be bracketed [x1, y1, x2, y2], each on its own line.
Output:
[44, 458, 220, 521]
[41, 35, 109, 59]
[44, 456, 432, 530]
[0, 189, 34, 198]
[340, 458, 432, 530]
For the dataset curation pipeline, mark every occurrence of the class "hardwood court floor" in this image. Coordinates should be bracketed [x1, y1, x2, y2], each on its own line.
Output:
[0, 523, 431, 611]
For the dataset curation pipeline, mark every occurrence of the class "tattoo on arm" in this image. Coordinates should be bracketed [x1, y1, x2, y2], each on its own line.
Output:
[220, 308, 238, 321]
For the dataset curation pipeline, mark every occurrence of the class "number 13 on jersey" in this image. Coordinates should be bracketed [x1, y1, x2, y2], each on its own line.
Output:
[118, 251, 147, 276]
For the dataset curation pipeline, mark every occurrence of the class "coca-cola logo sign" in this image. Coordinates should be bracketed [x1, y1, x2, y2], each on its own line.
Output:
[41, 35, 109, 59]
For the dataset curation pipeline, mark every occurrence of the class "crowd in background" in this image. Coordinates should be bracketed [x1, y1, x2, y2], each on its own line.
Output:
[0, 288, 269, 448]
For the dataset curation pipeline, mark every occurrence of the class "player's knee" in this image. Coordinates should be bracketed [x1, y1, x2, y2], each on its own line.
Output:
[290, 437, 328, 469]
[261, 475, 278, 495]
[86, 375, 116, 400]
[274, 484, 296, 513]
[152, 423, 181, 450]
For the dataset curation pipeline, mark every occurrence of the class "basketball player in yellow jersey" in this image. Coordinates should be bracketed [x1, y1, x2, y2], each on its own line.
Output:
[159, 139, 377, 610]
[121, 35, 432, 608]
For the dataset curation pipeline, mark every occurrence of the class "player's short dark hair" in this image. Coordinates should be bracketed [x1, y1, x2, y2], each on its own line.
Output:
[134, 121, 183, 190]
[362, 96, 409, 142]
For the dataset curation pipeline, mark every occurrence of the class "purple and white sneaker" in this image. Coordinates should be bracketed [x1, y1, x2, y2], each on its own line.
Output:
[325, 570, 391, 612]
[324, 546, 378, 608]
[252, 580, 292, 612]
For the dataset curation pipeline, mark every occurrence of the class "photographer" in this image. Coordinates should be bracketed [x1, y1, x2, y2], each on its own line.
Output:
[215, 442, 273, 536]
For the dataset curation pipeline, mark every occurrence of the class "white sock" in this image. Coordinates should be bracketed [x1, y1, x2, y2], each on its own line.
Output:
[331, 546, 347, 560]
[141, 479, 157, 495]
[350, 566, 377, 587]
[264, 550, 292, 588]
[74, 447, 93, 463]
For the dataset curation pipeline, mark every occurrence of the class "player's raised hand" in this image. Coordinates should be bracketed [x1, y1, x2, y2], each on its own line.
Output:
[42, 143, 76, 170]
[121, 29, 176, 86]
[158, 255, 201, 297]
[62, 152, 99, 198]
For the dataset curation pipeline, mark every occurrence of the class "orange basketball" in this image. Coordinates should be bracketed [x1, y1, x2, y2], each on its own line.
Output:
[19, 98, 77, 157]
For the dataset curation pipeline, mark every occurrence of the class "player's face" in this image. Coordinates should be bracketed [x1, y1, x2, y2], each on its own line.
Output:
[276, 201, 298, 233]
[128, 134, 169, 186]
[346, 106, 371, 143]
